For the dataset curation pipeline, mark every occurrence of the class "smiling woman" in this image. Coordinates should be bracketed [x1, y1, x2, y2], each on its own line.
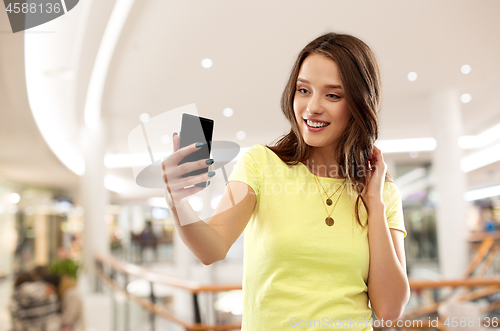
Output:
[269, 33, 386, 225]
[294, 54, 350, 154]
[237, 32, 409, 330]
[161, 32, 409, 331]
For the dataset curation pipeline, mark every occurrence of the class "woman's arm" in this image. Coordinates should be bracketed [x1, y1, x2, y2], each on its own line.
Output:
[163, 134, 256, 265]
[364, 146, 410, 321]
[366, 202, 410, 321]
[168, 181, 256, 265]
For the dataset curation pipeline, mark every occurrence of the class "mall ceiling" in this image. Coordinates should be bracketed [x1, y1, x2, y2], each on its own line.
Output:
[1, 0, 499, 200]
[0, 11, 78, 191]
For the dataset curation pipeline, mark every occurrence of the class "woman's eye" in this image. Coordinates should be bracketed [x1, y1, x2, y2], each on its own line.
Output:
[328, 94, 340, 99]
[296, 87, 309, 94]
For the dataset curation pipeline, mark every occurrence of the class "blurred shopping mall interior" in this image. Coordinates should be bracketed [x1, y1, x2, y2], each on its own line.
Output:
[1, 1, 500, 330]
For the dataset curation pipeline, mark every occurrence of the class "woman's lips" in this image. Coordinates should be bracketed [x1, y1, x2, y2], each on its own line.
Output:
[303, 118, 330, 124]
[304, 118, 330, 131]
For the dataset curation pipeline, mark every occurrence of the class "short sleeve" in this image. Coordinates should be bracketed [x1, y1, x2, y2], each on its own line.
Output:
[384, 182, 407, 238]
[226, 145, 262, 200]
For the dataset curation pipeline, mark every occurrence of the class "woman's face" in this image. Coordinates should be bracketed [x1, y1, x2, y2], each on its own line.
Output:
[293, 53, 350, 150]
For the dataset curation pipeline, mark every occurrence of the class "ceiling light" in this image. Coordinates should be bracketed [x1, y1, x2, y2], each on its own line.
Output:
[104, 175, 128, 193]
[223, 108, 234, 117]
[236, 131, 246, 140]
[9, 193, 21, 204]
[105, 152, 168, 168]
[140, 113, 150, 122]
[459, 122, 500, 149]
[464, 185, 500, 201]
[460, 94, 472, 104]
[105, 147, 248, 169]
[407, 72, 418, 82]
[461, 65, 471, 74]
[201, 58, 213, 69]
[395, 168, 426, 188]
[375, 138, 436, 153]
[399, 177, 433, 201]
[461, 141, 500, 172]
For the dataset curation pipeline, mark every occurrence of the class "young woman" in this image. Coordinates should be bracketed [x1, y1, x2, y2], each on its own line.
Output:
[162, 32, 409, 330]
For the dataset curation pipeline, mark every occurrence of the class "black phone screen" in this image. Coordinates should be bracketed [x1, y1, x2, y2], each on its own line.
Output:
[177, 113, 214, 187]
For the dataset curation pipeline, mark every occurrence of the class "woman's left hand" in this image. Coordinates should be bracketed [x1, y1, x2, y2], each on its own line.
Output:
[364, 146, 387, 205]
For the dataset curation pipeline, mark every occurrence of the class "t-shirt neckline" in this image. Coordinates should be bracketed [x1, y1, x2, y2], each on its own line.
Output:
[260, 145, 346, 181]
[298, 161, 347, 181]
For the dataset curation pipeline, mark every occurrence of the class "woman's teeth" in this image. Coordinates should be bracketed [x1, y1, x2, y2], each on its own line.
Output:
[306, 119, 330, 128]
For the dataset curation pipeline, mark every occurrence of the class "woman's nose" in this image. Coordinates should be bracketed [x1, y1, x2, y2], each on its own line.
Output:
[307, 94, 324, 115]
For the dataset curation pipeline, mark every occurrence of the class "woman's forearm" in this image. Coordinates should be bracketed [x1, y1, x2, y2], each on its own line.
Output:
[366, 201, 410, 321]
[169, 198, 227, 265]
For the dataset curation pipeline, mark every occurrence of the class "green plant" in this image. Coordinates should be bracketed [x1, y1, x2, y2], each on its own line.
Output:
[48, 259, 80, 279]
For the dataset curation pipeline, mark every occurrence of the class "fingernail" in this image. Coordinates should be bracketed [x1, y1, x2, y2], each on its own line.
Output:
[205, 159, 214, 165]
[208, 171, 216, 177]
[173, 132, 178, 136]
[207, 181, 211, 186]
[195, 142, 205, 148]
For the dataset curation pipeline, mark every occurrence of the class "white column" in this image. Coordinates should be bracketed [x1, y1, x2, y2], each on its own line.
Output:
[0, 184, 16, 276]
[430, 89, 468, 278]
[80, 122, 110, 291]
[34, 214, 49, 266]
[173, 228, 194, 330]
[203, 191, 216, 325]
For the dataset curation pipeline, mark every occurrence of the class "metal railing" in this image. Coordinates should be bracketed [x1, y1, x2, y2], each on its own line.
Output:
[95, 253, 242, 331]
[96, 252, 500, 330]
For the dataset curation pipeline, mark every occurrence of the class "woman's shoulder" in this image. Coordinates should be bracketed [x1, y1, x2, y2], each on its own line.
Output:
[246, 144, 267, 154]
[383, 180, 400, 193]
[240, 144, 270, 162]
[249, 144, 286, 159]
[382, 181, 403, 206]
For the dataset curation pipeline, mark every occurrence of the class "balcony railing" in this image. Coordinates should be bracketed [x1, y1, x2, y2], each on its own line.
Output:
[95, 231, 500, 330]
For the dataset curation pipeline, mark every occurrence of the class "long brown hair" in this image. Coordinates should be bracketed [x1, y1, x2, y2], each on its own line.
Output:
[265, 32, 392, 227]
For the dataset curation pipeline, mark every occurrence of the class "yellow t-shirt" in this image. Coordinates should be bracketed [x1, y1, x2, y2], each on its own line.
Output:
[227, 144, 407, 331]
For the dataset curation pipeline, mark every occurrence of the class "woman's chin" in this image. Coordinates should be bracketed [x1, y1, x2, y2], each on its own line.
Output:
[304, 140, 324, 147]
[303, 138, 338, 149]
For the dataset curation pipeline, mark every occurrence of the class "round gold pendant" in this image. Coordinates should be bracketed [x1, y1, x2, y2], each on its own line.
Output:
[325, 217, 334, 226]
[326, 198, 332, 206]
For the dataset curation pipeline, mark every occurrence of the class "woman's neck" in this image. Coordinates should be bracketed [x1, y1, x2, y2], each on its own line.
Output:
[305, 147, 345, 179]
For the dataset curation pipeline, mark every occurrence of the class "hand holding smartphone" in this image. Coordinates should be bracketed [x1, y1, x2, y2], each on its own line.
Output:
[177, 113, 214, 188]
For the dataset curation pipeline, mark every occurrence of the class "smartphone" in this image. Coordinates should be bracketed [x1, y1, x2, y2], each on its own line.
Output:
[177, 113, 214, 188]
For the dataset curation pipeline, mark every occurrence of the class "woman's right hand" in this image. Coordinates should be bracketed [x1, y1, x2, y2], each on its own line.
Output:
[161, 133, 215, 204]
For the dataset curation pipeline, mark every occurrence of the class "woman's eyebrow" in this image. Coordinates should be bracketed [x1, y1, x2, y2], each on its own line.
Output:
[297, 78, 342, 89]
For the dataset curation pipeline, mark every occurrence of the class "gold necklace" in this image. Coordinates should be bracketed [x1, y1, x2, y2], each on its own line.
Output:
[313, 175, 346, 226]
[313, 173, 345, 205]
